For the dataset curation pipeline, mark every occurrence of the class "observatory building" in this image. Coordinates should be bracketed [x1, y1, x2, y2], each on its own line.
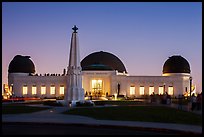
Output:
[7, 26, 193, 100]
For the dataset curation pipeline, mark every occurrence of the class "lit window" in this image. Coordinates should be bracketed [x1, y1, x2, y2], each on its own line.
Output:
[98, 80, 102, 88]
[50, 86, 55, 95]
[130, 86, 135, 95]
[60, 86, 64, 95]
[41, 86, 46, 95]
[139, 86, 144, 95]
[32, 86, 37, 95]
[149, 86, 154, 95]
[159, 86, 164, 95]
[168, 86, 173, 95]
[92, 80, 97, 88]
[23, 86, 28, 95]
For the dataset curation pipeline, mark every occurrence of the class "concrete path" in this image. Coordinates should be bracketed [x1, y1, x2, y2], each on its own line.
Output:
[2, 104, 202, 134]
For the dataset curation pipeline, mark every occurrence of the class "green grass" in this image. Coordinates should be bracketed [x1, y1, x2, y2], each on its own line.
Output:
[63, 106, 202, 126]
[2, 104, 51, 114]
[93, 100, 146, 106]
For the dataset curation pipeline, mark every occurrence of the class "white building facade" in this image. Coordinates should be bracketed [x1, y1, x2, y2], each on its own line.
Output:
[82, 70, 191, 98]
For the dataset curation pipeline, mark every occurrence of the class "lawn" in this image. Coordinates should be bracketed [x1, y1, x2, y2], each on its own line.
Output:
[2, 104, 51, 114]
[63, 105, 202, 126]
[93, 100, 146, 106]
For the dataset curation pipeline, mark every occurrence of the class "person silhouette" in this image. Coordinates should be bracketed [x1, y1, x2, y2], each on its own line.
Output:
[191, 93, 197, 111]
[178, 94, 183, 110]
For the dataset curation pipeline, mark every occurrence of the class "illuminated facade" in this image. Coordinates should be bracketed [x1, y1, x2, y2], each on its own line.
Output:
[6, 27, 194, 99]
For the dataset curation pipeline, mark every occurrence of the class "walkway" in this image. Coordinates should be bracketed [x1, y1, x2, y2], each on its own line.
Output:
[2, 103, 202, 135]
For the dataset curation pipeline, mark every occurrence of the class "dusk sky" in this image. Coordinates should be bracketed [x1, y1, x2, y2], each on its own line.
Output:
[2, 2, 202, 92]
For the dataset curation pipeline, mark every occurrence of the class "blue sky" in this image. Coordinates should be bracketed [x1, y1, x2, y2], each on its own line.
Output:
[2, 2, 202, 92]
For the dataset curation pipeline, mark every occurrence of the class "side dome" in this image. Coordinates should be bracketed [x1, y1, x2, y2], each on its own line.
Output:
[8, 55, 35, 73]
[163, 55, 190, 74]
[81, 51, 127, 73]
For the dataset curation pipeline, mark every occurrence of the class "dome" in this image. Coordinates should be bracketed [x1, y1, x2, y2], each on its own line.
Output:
[81, 51, 127, 73]
[163, 55, 190, 74]
[8, 55, 35, 73]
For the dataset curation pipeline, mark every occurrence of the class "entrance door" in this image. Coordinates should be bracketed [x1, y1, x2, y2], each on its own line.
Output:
[91, 80, 103, 97]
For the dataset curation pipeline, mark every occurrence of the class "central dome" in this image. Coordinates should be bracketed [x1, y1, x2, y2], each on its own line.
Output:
[81, 51, 127, 73]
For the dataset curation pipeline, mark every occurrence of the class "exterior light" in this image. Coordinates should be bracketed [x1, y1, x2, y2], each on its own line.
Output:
[114, 93, 117, 100]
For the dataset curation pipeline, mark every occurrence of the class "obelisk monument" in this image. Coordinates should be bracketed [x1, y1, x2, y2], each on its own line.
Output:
[64, 25, 85, 107]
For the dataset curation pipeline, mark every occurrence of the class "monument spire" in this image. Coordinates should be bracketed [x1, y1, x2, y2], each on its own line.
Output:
[64, 25, 84, 107]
